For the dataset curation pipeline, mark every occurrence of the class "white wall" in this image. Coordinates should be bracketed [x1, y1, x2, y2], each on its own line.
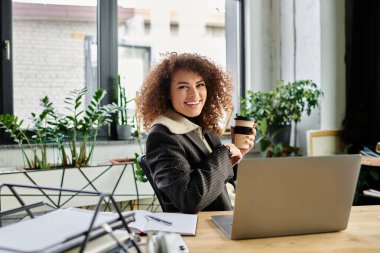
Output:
[245, 0, 276, 92]
[244, 0, 345, 154]
[320, 0, 346, 129]
[293, 0, 321, 154]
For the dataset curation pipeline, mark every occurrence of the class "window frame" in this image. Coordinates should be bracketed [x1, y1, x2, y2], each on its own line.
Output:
[97, 0, 118, 139]
[225, 0, 245, 122]
[0, 0, 13, 143]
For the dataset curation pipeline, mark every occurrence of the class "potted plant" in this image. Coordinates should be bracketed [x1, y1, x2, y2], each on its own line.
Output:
[0, 87, 121, 169]
[114, 75, 135, 140]
[56, 87, 121, 167]
[240, 80, 323, 156]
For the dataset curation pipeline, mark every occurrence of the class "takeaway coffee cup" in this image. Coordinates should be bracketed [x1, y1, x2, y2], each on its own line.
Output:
[234, 115, 255, 149]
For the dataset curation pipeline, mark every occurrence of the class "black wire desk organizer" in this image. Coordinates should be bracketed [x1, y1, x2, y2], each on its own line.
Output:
[0, 183, 142, 253]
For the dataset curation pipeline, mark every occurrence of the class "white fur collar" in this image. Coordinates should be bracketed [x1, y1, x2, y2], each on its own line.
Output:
[152, 109, 200, 134]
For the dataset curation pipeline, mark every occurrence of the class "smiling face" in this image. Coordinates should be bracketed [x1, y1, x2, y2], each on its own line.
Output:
[169, 69, 207, 118]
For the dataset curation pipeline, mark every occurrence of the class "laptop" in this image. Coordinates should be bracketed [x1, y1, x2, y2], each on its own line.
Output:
[212, 155, 361, 240]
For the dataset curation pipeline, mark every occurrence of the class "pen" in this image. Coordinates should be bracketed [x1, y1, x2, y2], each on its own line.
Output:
[145, 215, 173, 226]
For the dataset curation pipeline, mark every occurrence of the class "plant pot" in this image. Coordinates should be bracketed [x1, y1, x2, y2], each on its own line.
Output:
[267, 124, 291, 146]
[116, 125, 132, 140]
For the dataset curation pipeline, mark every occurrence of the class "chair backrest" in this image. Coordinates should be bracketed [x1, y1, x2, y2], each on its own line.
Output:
[137, 155, 166, 211]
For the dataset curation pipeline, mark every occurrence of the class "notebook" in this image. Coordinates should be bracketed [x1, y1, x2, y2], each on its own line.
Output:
[212, 155, 361, 240]
[122, 210, 198, 235]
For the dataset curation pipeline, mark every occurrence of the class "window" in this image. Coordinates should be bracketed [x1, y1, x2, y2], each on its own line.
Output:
[117, 0, 227, 120]
[1, 0, 243, 142]
[12, 0, 97, 125]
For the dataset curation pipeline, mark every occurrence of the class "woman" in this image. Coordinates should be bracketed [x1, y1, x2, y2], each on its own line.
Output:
[137, 53, 255, 213]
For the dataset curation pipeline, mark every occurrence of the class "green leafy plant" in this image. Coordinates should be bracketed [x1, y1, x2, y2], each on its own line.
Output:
[241, 80, 323, 126]
[0, 87, 121, 169]
[240, 80, 323, 154]
[0, 96, 61, 169]
[134, 152, 147, 183]
[133, 125, 148, 182]
[57, 87, 120, 167]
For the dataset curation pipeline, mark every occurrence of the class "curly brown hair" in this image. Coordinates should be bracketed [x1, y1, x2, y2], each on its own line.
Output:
[136, 53, 233, 135]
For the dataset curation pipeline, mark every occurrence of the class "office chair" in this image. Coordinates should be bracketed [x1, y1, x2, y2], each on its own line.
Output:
[137, 155, 167, 212]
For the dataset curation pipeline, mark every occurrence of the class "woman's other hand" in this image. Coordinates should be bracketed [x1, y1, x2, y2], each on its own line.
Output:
[224, 143, 243, 166]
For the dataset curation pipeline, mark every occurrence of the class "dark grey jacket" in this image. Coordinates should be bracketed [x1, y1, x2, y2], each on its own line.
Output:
[146, 124, 234, 214]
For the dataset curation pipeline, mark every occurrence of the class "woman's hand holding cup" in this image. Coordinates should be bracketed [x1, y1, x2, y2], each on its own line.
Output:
[232, 115, 256, 156]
